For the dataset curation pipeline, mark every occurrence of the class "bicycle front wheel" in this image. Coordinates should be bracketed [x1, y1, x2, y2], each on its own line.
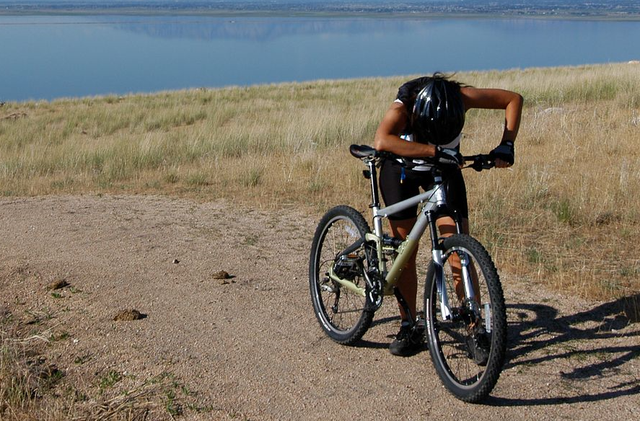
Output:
[309, 205, 375, 345]
[424, 234, 507, 403]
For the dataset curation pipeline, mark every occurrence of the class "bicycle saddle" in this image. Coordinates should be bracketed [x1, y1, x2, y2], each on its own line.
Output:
[349, 144, 377, 159]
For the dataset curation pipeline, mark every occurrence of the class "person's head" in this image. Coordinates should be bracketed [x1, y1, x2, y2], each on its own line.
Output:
[412, 74, 465, 145]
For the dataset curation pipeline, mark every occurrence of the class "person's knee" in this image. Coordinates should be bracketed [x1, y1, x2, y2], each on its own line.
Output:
[437, 216, 469, 235]
[389, 217, 417, 239]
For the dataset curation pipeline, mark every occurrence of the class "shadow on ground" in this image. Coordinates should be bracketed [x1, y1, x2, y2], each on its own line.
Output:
[490, 293, 640, 406]
[323, 292, 640, 406]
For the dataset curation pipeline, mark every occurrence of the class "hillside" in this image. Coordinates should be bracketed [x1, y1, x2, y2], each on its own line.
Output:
[1, 62, 639, 299]
[1, 63, 639, 419]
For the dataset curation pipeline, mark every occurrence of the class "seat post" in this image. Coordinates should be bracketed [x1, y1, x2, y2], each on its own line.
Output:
[368, 159, 380, 209]
[367, 159, 384, 237]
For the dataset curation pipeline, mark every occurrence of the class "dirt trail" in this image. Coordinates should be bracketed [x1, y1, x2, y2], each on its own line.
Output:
[1, 195, 638, 420]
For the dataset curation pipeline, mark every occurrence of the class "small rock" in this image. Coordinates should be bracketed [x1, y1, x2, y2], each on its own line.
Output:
[113, 309, 145, 321]
[173, 259, 180, 264]
[212, 270, 231, 280]
[47, 279, 69, 290]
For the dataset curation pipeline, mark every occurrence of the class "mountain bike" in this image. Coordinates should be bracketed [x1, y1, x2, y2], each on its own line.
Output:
[309, 144, 507, 403]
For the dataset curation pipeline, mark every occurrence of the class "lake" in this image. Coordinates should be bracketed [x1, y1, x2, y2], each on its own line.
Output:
[1, 15, 639, 102]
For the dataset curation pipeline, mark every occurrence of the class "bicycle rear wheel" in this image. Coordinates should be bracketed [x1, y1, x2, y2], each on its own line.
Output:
[424, 234, 506, 403]
[309, 206, 375, 345]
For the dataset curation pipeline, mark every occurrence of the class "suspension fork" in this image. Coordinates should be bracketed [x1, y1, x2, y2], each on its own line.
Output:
[428, 210, 452, 320]
[450, 209, 477, 305]
[429, 209, 477, 320]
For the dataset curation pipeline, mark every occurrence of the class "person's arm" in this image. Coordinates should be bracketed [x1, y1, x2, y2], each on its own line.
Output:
[461, 87, 523, 168]
[461, 87, 523, 143]
[373, 102, 437, 158]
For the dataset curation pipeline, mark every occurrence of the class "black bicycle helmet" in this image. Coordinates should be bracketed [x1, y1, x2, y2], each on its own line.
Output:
[411, 78, 465, 145]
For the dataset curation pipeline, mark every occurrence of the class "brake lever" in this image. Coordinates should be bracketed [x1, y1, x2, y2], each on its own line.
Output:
[465, 155, 495, 172]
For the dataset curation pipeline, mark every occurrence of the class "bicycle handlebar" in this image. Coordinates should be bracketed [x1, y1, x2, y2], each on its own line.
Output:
[463, 154, 495, 172]
[349, 144, 495, 172]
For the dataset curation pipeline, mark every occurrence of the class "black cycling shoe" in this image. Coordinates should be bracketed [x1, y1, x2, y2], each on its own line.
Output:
[389, 324, 424, 357]
[465, 331, 490, 366]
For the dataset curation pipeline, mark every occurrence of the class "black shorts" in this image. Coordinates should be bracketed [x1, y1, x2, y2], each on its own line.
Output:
[378, 159, 468, 221]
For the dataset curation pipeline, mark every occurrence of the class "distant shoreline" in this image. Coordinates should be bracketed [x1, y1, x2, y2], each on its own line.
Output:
[1, 7, 640, 22]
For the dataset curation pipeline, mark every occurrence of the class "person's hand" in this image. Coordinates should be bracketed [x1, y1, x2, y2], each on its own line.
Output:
[490, 140, 515, 168]
[435, 146, 463, 167]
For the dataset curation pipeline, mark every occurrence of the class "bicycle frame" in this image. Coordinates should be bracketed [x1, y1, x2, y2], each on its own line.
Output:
[311, 146, 505, 402]
[327, 154, 476, 322]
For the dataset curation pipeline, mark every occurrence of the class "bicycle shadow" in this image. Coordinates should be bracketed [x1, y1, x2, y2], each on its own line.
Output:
[487, 293, 640, 406]
[349, 294, 640, 406]
[351, 315, 403, 350]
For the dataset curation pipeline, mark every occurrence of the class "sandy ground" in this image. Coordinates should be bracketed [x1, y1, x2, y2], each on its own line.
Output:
[1, 195, 638, 420]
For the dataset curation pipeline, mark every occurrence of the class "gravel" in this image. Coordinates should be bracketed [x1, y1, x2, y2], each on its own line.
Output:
[1, 195, 638, 420]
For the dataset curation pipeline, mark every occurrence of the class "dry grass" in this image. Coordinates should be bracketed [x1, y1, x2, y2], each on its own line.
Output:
[461, 64, 640, 299]
[1, 63, 639, 304]
[0, 313, 218, 420]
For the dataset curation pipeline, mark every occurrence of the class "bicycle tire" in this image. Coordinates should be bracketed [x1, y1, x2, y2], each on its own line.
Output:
[424, 234, 507, 403]
[309, 205, 375, 345]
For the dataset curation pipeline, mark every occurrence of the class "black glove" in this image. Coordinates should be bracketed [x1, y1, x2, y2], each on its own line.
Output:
[435, 146, 463, 167]
[490, 140, 515, 165]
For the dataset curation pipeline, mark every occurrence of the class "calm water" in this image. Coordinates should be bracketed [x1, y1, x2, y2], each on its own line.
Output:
[1, 15, 639, 101]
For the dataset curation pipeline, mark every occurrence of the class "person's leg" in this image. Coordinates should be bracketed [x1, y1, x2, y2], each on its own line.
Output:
[389, 217, 418, 322]
[436, 216, 480, 305]
[379, 161, 425, 356]
[388, 217, 425, 356]
[437, 216, 489, 364]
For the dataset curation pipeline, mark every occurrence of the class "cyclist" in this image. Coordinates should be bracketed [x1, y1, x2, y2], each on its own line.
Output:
[373, 73, 523, 356]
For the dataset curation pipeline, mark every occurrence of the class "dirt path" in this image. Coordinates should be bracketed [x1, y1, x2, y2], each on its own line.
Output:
[1, 195, 638, 420]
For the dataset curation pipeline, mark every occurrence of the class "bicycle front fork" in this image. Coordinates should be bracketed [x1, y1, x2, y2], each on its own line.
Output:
[427, 209, 476, 321]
